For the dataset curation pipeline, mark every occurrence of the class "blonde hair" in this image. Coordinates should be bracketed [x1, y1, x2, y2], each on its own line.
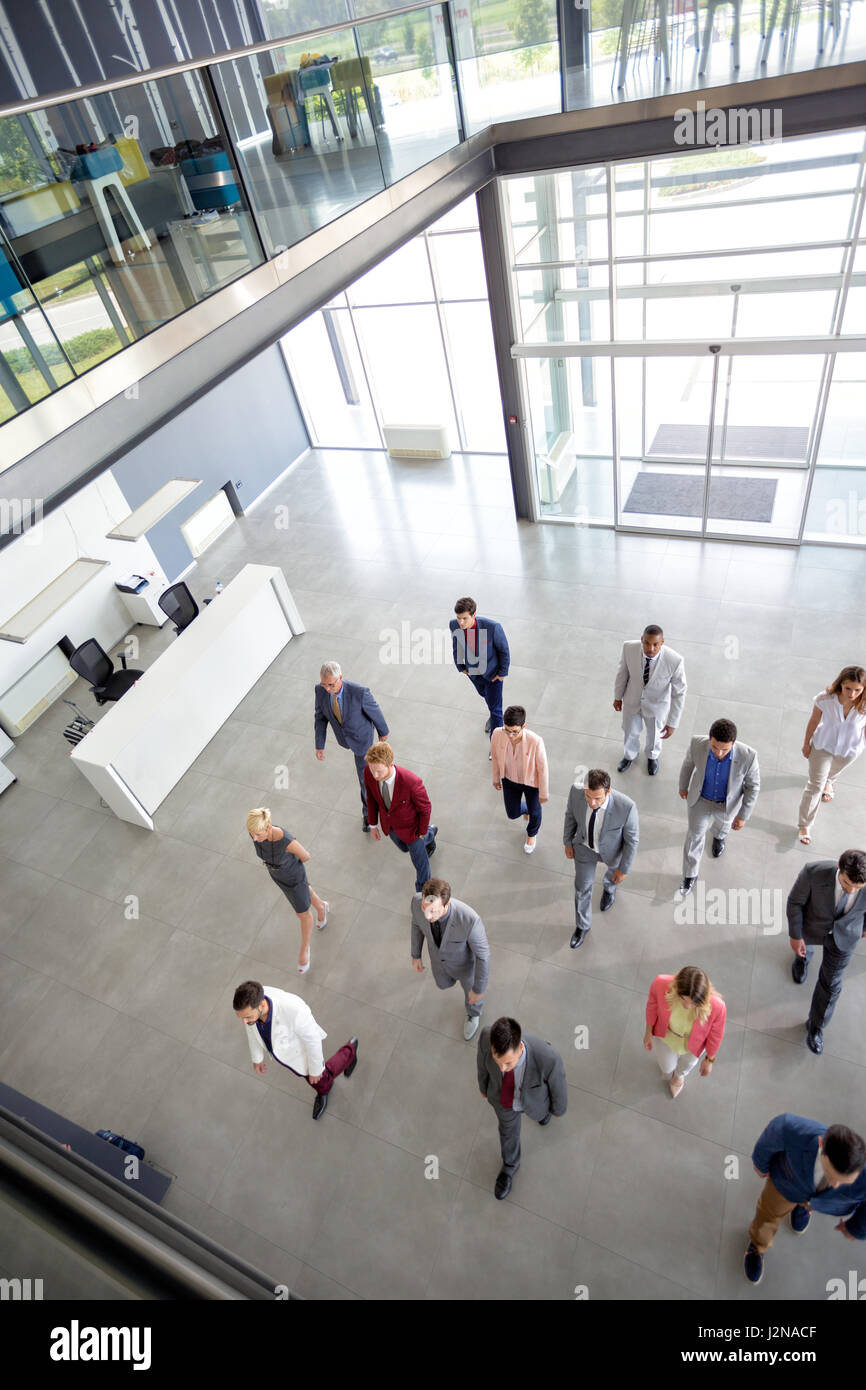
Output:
[665, 966, 717, 1026]
[246, 807, 272, 835]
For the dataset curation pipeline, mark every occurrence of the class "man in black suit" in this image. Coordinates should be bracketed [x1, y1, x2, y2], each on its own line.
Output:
[477, 1016, 567, 1200]
[787, 848, 866, 1055]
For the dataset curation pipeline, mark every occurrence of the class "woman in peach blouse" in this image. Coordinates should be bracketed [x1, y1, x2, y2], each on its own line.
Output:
[644, 966, 726, 1099]
[490, 704, 549, 855]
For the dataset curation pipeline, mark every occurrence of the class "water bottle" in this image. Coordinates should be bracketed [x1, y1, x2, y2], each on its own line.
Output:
[215, 580, 223, 596]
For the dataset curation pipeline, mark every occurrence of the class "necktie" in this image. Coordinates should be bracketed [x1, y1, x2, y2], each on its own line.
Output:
[382, 780, 392, 810]
[835, 892, 850, 919]
[331, 693, 343, 725]
[588, 807, 598, 850]
[430, 920, 442, 950]
[500, 1068, 515, 1109]
[643, 656, 651, 685]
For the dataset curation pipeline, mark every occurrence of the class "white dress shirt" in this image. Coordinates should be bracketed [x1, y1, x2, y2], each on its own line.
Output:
[587, 794, 608, 849]
[812, 691, 866, 759]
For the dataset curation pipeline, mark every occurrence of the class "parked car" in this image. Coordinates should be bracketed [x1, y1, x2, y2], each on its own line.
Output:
[373, 46, 398, 63]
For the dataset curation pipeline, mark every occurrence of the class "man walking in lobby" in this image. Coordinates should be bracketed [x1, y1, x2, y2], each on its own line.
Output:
[365, 741, 437, 891]
[315, 660, 390, 832]
[450, 597, 510, 753]
[787, 848, 866, 1054]
[477, 1016, 567, 1200]
[678, 717, 760, 897]
[613, 623, 687, 775]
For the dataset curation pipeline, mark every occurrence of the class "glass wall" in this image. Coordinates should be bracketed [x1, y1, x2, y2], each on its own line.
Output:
[505, 128, 866, 542]
[281, 193, 506, 455]
[452, 0, 561, 134]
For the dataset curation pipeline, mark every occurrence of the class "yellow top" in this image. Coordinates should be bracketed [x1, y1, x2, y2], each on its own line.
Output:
[664, 998, 695, 1056]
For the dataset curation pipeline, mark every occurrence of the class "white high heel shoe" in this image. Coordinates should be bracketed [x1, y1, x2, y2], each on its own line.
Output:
[298, 949, 311, 975]
[316, 901, 329, 930]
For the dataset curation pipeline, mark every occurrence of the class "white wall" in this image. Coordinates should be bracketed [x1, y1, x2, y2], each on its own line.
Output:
[0, 473, 164, 703]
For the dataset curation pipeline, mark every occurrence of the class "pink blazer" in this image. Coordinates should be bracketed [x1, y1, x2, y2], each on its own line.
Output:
[490, 727, 549, 799]
[645, 974, 726, 1058]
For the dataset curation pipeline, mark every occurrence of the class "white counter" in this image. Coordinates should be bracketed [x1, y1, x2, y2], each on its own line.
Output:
[71, 565, 303, 829]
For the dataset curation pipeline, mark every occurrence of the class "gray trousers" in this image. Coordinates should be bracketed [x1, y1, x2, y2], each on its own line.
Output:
[806, 934, 855, 1031]
[682, 797, 732, 878]
[489, 1100, 522, 1175]
[623, 709, 662, 761]
[436, 967, 483, 1018]
[573, 848, 619, 934]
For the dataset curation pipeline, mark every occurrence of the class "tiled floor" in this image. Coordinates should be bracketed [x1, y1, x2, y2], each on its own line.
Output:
[2, 446, 866, 1301]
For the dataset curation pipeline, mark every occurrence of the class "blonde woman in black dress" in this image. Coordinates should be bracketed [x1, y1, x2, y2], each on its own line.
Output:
[247, 807, 328, 974]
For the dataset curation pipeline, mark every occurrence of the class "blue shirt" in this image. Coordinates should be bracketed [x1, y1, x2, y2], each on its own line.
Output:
[700, 748, 732, 803]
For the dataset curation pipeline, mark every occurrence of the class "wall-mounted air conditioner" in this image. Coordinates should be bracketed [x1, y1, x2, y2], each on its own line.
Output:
[383, 424, 451, 460]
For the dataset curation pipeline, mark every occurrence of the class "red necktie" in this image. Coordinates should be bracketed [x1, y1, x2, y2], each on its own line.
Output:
[500, 1068, 515, 1109]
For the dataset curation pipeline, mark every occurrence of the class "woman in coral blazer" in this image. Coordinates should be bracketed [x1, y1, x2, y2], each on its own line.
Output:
[644, 966, 726, 1099]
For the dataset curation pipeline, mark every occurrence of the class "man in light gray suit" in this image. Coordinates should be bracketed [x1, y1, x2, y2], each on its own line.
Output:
[787, 849, 866, 1055]
[678, 717, 760, 896]
[563, 768, 639, 949]
[477, 1016, 568, 1200]
[614, 623, 687, 776]
[411, 877, 491, 1041]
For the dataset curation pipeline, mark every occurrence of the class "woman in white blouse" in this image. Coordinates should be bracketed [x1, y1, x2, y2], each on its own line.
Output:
[798, 666, 866, 844]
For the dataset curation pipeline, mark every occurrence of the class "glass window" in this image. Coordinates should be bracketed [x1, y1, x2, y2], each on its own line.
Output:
[441, 300, 506, 452]
[281, 308, 381, 448]
[348, 238, 433, 305]
[524, 355, 614, 522]
[353, 303, 459, 445]
[452, 0, 561, 135]
[428, 230, 487, 300]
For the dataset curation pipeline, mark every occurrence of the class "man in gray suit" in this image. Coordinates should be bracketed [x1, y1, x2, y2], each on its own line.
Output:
[613, 623, 687, 775]
[787, 849, 866, 1055]
[563, 768, 639, 949]
[411, 878, 491, 1041]
[678, 717, 760, 897]
[477, 1016, 568, 1200]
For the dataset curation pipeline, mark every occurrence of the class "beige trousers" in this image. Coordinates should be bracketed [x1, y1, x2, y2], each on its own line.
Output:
[798, 746, 859, 830]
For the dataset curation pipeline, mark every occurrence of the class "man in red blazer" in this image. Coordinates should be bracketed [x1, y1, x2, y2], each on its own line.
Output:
[364, 742, 438, 890]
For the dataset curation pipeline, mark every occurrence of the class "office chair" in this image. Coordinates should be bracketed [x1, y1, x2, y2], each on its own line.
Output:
[68, 639, 143, 705]
[158, 581, 199, 635]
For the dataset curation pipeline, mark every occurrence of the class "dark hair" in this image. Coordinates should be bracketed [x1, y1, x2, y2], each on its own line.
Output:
[504, 705, 526, 727]
[709, 718, 737, 743]
[490, 1017, 522, 1057]
[454, 597, 477, 616]
[586, 768, 611, 792]
[643, 624, 664, 638]
[838, 849, 866, 886]
[823, 1124, 866, 1176]
[422, 878, 451, 904]
[233, 980, 263, 1011]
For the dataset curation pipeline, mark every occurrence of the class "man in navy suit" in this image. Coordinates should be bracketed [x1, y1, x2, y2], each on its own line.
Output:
[450, 597, 510, 748]
[315, 661, 389, 832]
[745, 1114, 866, 1285]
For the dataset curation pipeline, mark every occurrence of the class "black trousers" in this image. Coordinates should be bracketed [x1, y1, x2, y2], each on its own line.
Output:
[806, 934, 855, 1030]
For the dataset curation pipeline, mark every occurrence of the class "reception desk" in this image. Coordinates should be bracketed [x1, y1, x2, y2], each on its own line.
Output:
[71, 565, 303, 829]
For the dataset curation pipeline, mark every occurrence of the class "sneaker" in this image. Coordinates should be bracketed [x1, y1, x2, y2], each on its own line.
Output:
[790, 1204, 811, 1234]
[743, 1243, 763, 1284]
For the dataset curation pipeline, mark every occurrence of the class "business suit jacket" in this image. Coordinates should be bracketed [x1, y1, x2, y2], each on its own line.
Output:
[563, 786, 639, 873]
[410, 893, 490, 995]
[786, 860, 866, 953]
[243, 986, 326, 1077]
[314, 679, 388, 757]
[752, 1113, 866, 1238]
[449, 616, 510, 682]
[364, 764, 431, 844]
[614, 640, 687, 726]
[476, 1029, 568, 1121]
[679, 736, 760, 819]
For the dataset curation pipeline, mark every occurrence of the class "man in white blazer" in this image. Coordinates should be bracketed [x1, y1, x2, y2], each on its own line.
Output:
[613, 624, 687, 776]
[678, 718, 761, 897]
[233, 980, 358, 1120]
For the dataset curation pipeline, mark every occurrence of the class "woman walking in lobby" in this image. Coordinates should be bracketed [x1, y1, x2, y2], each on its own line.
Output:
[490, 704, 549, 855]
[644, 965, 726, 1098]
[246, 807, 328, 974]
[798, 666, 866, 845]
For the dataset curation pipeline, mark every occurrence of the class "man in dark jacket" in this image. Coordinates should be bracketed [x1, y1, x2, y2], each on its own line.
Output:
[450, 596, 510, 747]
[787, 848, 866, 1053]
[744, 1113, 866, 1285]
[477, 1015, 567, 1201]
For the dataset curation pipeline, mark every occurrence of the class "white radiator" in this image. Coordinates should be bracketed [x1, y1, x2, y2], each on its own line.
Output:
[0, 645, 77, 737]
[538, 432, 576, 504]
[383, 424, 451, 460]
[180, 489, 235, 558]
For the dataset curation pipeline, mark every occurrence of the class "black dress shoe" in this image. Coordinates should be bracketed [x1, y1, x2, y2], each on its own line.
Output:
[570, 926, 588, 948]
[427, 838, 436, 858]
[362, 815, 370, 833]
[484, 717, 492, 734]
[600, 888, 615, 912]
[538, 1112, 552, 1126]
[806, 1025, 823, 1055]
[494, 1169, 513, 1200]
[711, 837, 726, 858]
[648, 759, 659, 776]
[344, 1037, 359, 1077]
[679, 876, 696, 897]
[312, 1093, 328, 1120]
[617, 757, 632, 773]
[791, 956, 808, 984]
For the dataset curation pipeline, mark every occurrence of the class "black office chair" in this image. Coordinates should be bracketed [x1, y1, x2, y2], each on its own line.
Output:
[68, 639, 143, 705]
[158, 581, 199, 635]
